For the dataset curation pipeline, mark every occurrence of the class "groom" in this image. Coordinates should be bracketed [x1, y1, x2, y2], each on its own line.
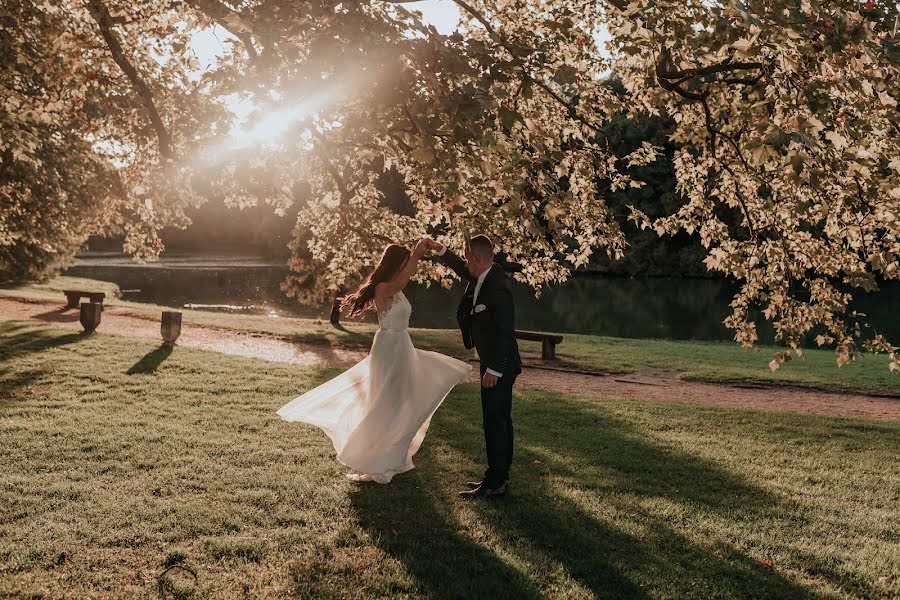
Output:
[426, 235, 522, 498]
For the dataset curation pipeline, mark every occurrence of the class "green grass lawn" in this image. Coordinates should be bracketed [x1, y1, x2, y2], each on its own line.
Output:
[3, 276, 898, 396]
[553, 335, 900, 395]
[1, 319, 898, 598]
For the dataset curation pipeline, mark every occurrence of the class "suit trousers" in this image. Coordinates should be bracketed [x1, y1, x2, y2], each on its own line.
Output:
[480, 364, 516, 488]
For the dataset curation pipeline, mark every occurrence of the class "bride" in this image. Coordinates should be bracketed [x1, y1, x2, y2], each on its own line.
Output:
[277, 240, 471, 483]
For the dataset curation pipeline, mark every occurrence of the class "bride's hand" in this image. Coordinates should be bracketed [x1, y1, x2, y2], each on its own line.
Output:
[413, 239, 429, 258]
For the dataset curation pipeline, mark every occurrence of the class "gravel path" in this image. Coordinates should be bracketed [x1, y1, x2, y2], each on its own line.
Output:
[2, 296, 897, 420]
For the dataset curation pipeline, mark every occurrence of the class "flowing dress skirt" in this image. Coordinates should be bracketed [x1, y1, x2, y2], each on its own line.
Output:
[277, 328, 471, 482]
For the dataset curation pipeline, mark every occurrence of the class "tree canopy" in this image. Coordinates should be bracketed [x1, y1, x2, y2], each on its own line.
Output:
[1, 0, 898, 369]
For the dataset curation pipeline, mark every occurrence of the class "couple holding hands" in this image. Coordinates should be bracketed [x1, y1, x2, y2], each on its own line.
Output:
[278, 234, 521, 499]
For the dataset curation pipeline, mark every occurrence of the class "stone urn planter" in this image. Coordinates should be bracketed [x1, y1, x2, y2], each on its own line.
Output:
[79, 302, 102, 333]
[161, 311, 182, 347]
[330, 296, 342, 325]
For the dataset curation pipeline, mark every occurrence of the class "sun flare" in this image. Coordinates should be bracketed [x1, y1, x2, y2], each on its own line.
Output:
[228, 104, 309, 149]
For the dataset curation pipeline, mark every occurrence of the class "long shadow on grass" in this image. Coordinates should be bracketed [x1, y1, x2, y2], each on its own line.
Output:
[127, 346, 173, 374]
[363, 388, 821, 599]
[349, 472, 545, 599]
[0, 322, 83, 407]
[0, 321, 84, 364]
[0, 368, 47, 405]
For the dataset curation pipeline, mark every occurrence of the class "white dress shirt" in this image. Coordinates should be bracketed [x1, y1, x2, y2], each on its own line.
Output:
[471, 263, 492, 309]
[438, 245, 503, 378]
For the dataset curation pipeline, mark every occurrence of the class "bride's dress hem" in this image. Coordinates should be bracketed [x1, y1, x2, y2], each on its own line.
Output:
[276, 292, 471, 484]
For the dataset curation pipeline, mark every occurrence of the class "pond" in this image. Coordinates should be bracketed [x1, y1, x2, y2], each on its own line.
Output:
[66, 252, 900, 344]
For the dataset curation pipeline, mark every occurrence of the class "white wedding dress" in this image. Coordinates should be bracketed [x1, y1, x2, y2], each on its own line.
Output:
[277, 292, 471, 483]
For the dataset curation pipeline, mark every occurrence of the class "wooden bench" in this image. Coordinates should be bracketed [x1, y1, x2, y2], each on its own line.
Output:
[64, 290, 105, 309]
[514, 330, 563, 360]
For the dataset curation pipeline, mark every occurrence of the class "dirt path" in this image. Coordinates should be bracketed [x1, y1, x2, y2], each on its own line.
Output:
[2, 296, 898, 421]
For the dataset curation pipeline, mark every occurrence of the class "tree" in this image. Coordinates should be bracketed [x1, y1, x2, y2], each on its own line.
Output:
[609, 0, 900, 368]
[1, 0, 897, 370]
[1, 0, 229, 278]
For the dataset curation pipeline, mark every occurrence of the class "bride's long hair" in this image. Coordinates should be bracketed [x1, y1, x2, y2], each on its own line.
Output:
[341, 244, 410, 318]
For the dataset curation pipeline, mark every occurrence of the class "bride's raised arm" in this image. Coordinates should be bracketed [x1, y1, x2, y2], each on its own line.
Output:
[377, 240, 428, 298]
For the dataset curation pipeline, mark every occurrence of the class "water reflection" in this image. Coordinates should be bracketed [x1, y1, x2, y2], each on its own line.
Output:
[65, 254, 900, 344]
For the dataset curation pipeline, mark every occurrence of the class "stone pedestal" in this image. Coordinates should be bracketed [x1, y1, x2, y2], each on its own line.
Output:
[79, 302, 102, 333]
[330, 297, 342, 325]
[161, 311, 182, 347]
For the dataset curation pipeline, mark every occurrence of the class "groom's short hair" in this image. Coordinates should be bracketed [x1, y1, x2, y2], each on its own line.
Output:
[469, 235, 494, 260]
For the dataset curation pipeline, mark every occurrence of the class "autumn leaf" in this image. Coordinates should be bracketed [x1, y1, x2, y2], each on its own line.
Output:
[731, 38, 752, 53]
[824, 131, 848, 151]
[410, 146, 435, 165]
[552, 64, 578, 85]
[498, 106, 523, 130]
[877, 91, 897, 107]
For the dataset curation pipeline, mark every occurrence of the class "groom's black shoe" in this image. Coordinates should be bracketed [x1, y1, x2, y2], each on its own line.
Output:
[459, 482, 507, 499]
[466, 479, 508, 489]
[484, 482, 508, 498]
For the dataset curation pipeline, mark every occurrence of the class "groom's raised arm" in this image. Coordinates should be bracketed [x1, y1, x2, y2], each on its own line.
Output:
[435, 244, 471, 281]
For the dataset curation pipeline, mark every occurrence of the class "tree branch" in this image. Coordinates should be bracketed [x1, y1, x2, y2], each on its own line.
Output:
[692, 92, 759, 239]
[447, 0, 608, 138]
[184, 0, 260, 62]
[655, 47, 765, 100]
[87, 0, 172, 159]
[657, 57, 764, 81]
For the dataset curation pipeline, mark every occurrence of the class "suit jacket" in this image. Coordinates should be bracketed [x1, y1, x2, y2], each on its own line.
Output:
[440, 249, 522, 377]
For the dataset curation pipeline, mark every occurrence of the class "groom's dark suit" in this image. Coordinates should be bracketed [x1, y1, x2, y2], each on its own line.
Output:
[440, 248, 521, 489]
